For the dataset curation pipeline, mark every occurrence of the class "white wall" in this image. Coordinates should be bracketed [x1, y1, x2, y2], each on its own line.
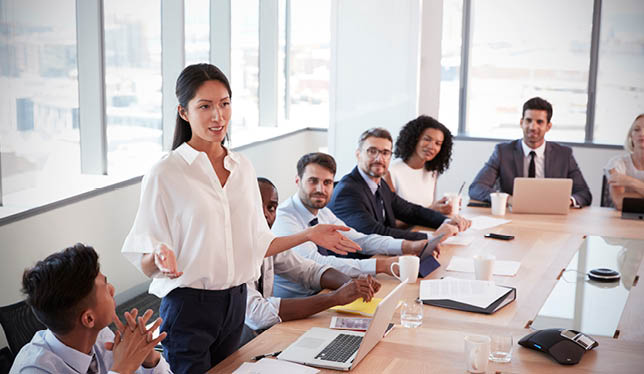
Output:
[0, 129, 326, 349]
[330, 0, 422, 177]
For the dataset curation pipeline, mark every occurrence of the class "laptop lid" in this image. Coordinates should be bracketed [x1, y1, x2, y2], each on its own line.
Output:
[622, 197, 644, 220]
[350, 282, 406, 369]
[512, 178, 573, 214]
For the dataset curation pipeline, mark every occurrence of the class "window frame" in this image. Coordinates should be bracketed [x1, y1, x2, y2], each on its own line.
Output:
[452, 0, 622, 147]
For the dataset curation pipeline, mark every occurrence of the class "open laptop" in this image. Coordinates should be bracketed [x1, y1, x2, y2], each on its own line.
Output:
[511, 177, 573, 214]
[622, 197, 644, 220]
[277, 282, 406, 371]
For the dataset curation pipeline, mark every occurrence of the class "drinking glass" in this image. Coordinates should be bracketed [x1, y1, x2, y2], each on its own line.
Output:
[400, 298, 423, 328]
[489, 334, 513, 363]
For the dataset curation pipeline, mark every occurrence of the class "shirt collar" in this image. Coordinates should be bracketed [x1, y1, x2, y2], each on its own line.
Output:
[292, 193, 318, 225]
[44, 330, 93, 374]
[175, 142, 240, 168]
[521, 139, 546, 159]
[357, 166, 379, 195]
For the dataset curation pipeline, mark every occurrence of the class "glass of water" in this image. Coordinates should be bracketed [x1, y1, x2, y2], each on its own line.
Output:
[400, 298, 423, 328]
[489, 334, 513, 363]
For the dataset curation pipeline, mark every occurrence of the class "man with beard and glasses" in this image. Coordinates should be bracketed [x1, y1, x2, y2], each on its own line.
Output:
[240, 177, 380, 345]
[328, 128, 470, 248]
[469, 97, 591, 207]
[271, 153, 434, 298]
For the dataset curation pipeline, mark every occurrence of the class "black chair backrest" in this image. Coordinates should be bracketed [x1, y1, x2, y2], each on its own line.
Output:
[600, 175, 615, 208]
[0, 300, 46, 357]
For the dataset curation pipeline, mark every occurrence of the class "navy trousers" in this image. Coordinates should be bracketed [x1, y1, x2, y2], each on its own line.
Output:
[159, 284, 247, 374]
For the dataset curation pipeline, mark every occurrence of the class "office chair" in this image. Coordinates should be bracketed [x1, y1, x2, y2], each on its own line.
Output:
[600, 175, 615, 208]
[0, 300, 46, 358]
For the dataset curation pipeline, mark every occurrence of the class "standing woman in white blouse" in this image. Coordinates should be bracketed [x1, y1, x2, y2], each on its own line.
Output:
[605, 114, 644, 210]
[385, 115, 455, 214]
[121, 64, 360, 373]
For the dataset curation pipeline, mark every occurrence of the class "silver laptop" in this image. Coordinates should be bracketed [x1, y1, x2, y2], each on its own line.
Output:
[277, 282, 405, 371]
[512, 177, 573, 214]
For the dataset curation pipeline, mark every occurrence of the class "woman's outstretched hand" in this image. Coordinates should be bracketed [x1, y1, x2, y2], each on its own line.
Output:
[307, 224, 361, 255]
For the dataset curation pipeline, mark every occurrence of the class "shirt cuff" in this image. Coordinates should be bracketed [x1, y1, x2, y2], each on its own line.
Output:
[358, 258, 377, 275]
[142, 354, 172, 373]
[314, 265, 333, 288]
[570, 196, 581, 209]
[391, 239, 404, 255]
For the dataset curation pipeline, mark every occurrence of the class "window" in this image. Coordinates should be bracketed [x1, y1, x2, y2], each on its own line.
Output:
[466, 0, 593, 141]
[230, 0, 260, 134]
[594, 0, 644, 145]
[0, 0, 80, 205]
[103, 0, 163, 177]
[285, 0, 330, 127]
[438, 0, 463, 134]
[185, 0, 210, 66]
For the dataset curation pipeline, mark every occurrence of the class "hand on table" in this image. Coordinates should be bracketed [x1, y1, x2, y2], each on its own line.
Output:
[333, 275, 381, 304]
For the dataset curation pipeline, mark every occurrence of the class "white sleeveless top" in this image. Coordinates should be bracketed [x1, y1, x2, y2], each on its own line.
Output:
[604, 153, 644, 193]
[388, 158, 437, 207]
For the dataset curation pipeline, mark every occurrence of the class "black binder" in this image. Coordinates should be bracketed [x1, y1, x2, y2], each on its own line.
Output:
[421, 285, 516, 314]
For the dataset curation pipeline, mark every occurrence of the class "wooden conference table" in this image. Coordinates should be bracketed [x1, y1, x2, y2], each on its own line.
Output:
[211, 207, 644, 373]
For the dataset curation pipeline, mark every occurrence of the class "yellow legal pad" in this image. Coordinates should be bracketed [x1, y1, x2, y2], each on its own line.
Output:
[330, 297, 383, 317]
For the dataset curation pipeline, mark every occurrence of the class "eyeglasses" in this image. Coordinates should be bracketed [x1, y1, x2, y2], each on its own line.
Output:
[364, 147, 392, 159]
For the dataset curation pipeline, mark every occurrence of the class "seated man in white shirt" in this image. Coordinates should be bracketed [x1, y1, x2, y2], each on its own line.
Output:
[272, 153, 440, 299]
[241, 178, 381, 344]
[10, 243, 170, 374]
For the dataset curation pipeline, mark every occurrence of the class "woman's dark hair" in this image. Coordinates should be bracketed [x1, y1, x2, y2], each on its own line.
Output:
[394, 115, 453, 175]
[21, 243, 100, 334]
[172, 63, 233, 150]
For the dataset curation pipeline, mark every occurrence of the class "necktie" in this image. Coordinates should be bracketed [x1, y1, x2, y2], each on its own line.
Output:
[87, 354, 98, 374]
[309, 218, 329, 255]
[375, 188, 386, 222]
[528, 151, 536, 178]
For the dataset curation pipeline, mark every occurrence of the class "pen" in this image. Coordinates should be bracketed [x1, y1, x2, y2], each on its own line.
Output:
[457, 181, 466, 196]
[253, 351, 282, 361]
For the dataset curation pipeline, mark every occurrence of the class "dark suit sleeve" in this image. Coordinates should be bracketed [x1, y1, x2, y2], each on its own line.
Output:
[389, 192, 447, 230]
[330, 182, 428, 241]
[567, 152, 592, 207]
[469, 144, 502, 202]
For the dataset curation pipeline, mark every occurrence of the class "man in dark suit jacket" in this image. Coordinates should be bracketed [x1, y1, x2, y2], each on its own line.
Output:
[469, 97, 592, 207]
[328, 128, 470, 243]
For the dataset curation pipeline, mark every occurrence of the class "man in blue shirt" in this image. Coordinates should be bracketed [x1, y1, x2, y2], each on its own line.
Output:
[272, 152, 439, 298]
[11, 244, 170, 374]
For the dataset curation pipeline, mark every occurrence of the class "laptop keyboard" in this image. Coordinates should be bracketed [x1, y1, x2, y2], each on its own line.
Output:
[315, 334, 363, 362]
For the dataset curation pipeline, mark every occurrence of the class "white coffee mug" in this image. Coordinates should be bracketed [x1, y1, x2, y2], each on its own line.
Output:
[464, 335, 491, 373]
[473, 254, 495, 281]
[490, 192, 509, 216]
[443, 192, 461, 216]
[390, 256, 420, 283]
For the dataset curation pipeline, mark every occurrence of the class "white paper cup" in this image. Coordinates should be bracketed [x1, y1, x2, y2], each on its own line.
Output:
[390, 255, 420, 283]
[473, 254, 495, 281]
[490, 192, 509, 216]
[443, 192, 461, 216]
[465, 335, 491, 373]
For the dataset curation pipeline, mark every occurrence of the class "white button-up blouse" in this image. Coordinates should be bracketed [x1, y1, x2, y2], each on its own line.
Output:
[121, 143, 275, 298]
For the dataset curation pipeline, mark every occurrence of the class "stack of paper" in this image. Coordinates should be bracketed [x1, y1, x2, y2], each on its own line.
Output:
[419, 277, 509, 309]
[447, 256, 521, 276]
[330, 297, 382, 316]
[234, 358, 319, 374]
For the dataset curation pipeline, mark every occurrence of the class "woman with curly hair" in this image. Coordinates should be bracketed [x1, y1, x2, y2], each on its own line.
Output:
[384, 115, 454, 215]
